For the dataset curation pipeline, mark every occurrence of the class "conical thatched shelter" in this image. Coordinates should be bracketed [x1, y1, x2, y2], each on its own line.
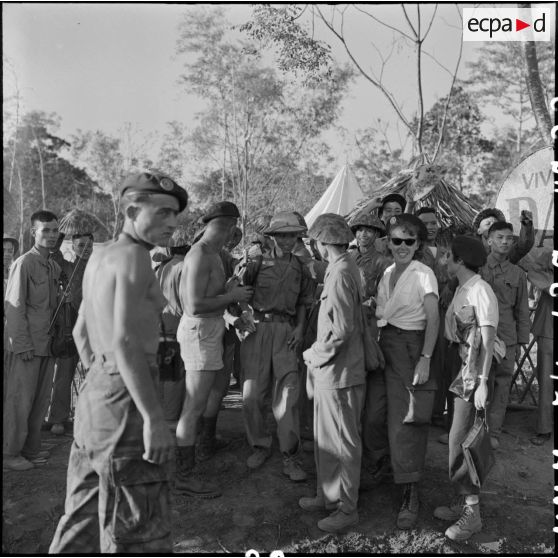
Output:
[346, 164, 481, 231]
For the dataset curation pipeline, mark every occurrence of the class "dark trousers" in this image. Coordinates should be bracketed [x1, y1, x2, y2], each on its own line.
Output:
[49, 359, 171, 554]
[380, 327, 435, 484]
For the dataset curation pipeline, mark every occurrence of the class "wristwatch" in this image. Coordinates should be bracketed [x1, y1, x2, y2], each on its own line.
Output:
[420, 353, 431, 359]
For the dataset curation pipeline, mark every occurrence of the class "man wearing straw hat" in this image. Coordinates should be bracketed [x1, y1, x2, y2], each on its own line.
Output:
[4, 210, 61, 471]
[46, 221, 95, 437]
[238, 211, 313, 481]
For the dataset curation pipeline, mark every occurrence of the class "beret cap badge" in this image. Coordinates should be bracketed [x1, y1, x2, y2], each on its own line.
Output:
[159, 177, 174, 191]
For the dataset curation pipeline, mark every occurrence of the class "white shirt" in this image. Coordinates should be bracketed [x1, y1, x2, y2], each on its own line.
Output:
[376, 260, 438, 330]
[444, 274, 499, 342]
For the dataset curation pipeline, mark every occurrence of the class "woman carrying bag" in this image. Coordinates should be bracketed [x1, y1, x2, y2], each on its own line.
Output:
[375, 214, 440, 530]
[434, 236, 500, 541]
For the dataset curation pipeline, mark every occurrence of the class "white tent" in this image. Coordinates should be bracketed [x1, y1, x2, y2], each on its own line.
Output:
[304, 165, 365, 228]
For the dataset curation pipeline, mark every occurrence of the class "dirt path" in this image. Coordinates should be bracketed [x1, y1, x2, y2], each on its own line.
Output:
[3, 392, 554, 554]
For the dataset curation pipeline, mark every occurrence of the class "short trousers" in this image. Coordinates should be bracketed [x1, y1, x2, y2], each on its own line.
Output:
[177, 315, 225, 371]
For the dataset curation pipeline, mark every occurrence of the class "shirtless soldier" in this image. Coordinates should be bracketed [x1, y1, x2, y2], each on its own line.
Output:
[175, 201, 253, 498]
[49, 172, 187, 553]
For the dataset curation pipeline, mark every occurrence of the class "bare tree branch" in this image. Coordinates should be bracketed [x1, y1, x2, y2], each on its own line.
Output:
[422, 5, 438, 40]
[401, 4, 418, 38]
[431, 5, 464, 162]
[353, 5, 414, 41]
[315, 5, 417, 140]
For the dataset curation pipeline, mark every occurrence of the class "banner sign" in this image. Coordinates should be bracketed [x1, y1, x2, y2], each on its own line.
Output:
[495, 146, 553, 246]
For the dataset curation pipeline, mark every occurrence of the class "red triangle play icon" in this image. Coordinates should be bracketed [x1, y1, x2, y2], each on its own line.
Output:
[516, 18, 530, 31]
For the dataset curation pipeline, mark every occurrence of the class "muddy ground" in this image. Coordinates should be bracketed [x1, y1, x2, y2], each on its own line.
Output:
[3, 389, 554, 555]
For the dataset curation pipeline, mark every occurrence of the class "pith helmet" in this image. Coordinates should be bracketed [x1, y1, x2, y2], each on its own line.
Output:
[308, 213, 354, 244]
[348, 213, 385, 234]
[264, 212, 307, 235]
[473, 208, 505, 232]
[170, 224, 190, 248]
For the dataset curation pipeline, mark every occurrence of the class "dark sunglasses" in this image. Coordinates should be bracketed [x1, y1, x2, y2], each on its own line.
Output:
[390, 237, 417, 246]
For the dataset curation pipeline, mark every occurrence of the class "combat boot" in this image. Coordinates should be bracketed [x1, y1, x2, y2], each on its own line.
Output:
[196, 416, 228, 462]
[445, 503, 482, 541]
[397, 482, 419, 530]
[434, 495, 466, 522]
[174, 446, 221, 499]
[317, 509, 359, 533]
[282, 452, 307, 482]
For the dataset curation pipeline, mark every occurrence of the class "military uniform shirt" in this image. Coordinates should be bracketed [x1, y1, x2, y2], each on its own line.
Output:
[242, 250, 314, 316]
[5, 246, 61, 355]
[480, 253, 530, 346]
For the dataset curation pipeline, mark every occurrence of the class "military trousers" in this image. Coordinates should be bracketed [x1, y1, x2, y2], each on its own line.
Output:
[487, 344, 516, 436]
[49, 358, 171, 554]
[3, 353, 55, 458]
[47, 354, 79, 425]
[380, 327, 435, 484]
[314, 384, 365, 514]
[240, 321, 300, 454]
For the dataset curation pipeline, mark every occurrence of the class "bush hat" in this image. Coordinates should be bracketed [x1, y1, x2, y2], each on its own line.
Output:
[3, 234, 19, 254]
[264, 212, 307, 235]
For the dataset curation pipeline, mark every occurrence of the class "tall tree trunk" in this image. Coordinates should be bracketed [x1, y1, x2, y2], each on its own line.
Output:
[32, 127, 47, 209]
[518, 9, 552, 142]
[16, 164, 25, 252]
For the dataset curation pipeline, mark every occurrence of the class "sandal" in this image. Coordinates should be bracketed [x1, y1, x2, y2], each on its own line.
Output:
[530, 433, 551, 446]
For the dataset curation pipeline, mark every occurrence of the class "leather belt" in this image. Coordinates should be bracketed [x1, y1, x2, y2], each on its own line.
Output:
[253, 310, 293, 324]
[383, 323, 423, 335]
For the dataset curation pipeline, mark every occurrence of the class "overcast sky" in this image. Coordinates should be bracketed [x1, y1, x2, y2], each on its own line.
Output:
[2, 3, 553, 171]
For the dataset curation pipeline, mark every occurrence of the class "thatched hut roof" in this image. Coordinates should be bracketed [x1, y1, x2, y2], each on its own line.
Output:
[346, 164, 481, 231]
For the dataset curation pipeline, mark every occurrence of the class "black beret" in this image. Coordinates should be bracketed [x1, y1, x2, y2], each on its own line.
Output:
[386, 213, 427, 242]
[381, 193, 406, 211]
[120, 172, 188, 212]
[202, 201, 241, 224]
[201, 202, 240, 223]
[452, 235, 487, 268]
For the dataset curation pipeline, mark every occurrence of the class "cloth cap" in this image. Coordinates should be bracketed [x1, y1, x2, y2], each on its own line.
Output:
[3, 234, 19, 254]
[264, 212, 307, 235]
[386, 213, 427, 242]
[348, 213, 385, 233]
[202, 201, 240, 224]
[452, 235, 487, 268]
[380, 193, 407, 212]
[472, 208, 505, 232]
[120, 172, 188, 212]
[308, 213, 354, 244]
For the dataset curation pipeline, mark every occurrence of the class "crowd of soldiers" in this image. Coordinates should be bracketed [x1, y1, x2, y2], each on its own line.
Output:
[2, 171, 553, 552]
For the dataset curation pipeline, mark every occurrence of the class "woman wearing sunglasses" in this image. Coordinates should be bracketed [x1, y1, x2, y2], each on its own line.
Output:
[374, 214, 440, 530]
